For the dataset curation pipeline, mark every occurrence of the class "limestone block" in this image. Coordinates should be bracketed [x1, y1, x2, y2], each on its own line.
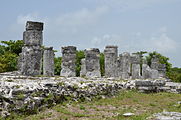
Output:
[20, 46, 42, 76]
[43, 47, 54, 76]
[104, 45, 118, 77]
[61, 46, 76, 77]
[80, 58, 86, 77]
[84, 48, 101, 78]
[23, 30, 43, 46]
[117, 52, 131, 79]
[26, 21, 43, 31]
[132, 64, 141, 79]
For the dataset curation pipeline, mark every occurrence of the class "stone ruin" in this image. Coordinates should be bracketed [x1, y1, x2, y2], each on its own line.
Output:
[60, 46, 76, 77]
[80, 48, 101, 78]
[18, 21, 55, 76]
[43, 47, 55, 76]
[18, 21, 166, 79]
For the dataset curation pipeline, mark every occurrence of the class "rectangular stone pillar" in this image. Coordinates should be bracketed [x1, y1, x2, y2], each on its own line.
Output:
[43, 47, 54, 76]
[60, 46, 76, 77]
[117, 52, 131, 79]
[104, 46, 118, 77]
[131, 54, 141, 79]
[20, 46, 42, 76]
[19, 21, 44, 76]
[80, 58, 86, 77]
[84, 48, 101, 78]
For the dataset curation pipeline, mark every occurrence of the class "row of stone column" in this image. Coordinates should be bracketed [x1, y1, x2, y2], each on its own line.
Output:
[18, 21, 55, 76]
[18, 21, 166, 78]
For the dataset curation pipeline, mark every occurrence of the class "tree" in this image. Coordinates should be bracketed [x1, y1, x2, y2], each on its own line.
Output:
[0, 40, 23, 73]
[54, 57, 62, 75]
[146, 51, 172, 72]
[1, 40, 24, 55]
[100, 53, 105, 76]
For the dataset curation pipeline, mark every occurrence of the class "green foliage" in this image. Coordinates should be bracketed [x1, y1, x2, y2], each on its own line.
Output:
[76, 50, 85, 77]
[0, 52, 18, 72]
[0, 40, 23, 73]
[54, 57, 62, 75]
[100, 53, 105, 76]
[167, 67, 181, 82]
[146, 51, 172, 72]
[1, 40, 24, 55]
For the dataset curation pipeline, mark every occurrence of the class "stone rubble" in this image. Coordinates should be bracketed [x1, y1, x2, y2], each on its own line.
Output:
[152, 112, 181, 120]
[0, 72, 180, 117]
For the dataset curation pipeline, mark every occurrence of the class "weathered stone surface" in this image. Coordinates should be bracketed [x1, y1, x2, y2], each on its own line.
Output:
[104, 46, 118, 77]
[26, 21, 43, 31]
[151, 55, 159, 70]
[84, 48, 101, 78]
[23, 30, 43, 46]
[19, 21, 44, 76]
[20, 46, 42, 76]
[118, 52, 131, 79]
[43, 47, 54, 76]
[131, 54, 141, 79]
[0, 72, 180, 117]
[80, 58, 86, 77]
[61, 46, 76, 77]
[152, 112, 181, 120]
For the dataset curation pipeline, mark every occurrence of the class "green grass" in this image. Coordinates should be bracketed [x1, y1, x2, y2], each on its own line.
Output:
[4, 90, 181, 120]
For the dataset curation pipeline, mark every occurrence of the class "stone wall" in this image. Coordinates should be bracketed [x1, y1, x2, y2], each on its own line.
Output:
[0, 72, 180, 117]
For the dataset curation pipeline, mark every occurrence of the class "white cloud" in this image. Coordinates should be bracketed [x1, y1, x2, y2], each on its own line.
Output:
[55, 6, 109, 27]
[17, 13, 47, 25]
[150, 33, 177, 53]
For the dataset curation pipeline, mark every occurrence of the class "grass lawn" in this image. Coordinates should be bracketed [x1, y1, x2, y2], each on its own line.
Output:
[5, 90, 181, 120]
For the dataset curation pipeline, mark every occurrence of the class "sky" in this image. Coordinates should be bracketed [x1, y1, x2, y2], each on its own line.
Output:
[0, 0, 181, 67]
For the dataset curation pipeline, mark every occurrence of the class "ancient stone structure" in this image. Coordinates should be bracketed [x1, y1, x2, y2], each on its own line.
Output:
[151, 55, 166, 78]
[131, 54, 141, 79]
[80, 58, 86, 77]
[61, 46, 76, 77]
[43, 47, 54, 76]
[19, 21, 43, 76]
[84, 48, 101, 78]
[104, 46, 118, 77]
[118, 52, 131, 79]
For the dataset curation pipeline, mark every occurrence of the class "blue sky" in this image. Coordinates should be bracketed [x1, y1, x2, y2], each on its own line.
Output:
[0, 0, 181, 67]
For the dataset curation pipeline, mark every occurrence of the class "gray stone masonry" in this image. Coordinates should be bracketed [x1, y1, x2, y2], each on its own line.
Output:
[131, 54, 141, 79]
[80, 58, 86, 77]
[43, 47, 55, 76]
[84, 48, 101, 78]
[142, 59, 159, 79]
[20, 45, 43, 76]
[118, 52, 131, 79]
[151, 55, 166, 78]
[19, 21, 43, 76]
[104, 46, 118, 77]
[61, 46, 76, 77]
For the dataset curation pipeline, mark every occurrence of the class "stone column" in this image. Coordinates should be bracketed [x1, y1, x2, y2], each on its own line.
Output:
[60, 46, 76, 77]
[118, 52, 131, 79]
[151, 55, 165, 78]
[43, 47, 54, 76]
[151, 55, 159, 70]
[19, 21, 43, 76]
[84, 48, 101, 78]
[131, 54, 141, 79]
[80, 58, 86, 77]
[104, 46, 118, 77]
[142, 60, 150, 79]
